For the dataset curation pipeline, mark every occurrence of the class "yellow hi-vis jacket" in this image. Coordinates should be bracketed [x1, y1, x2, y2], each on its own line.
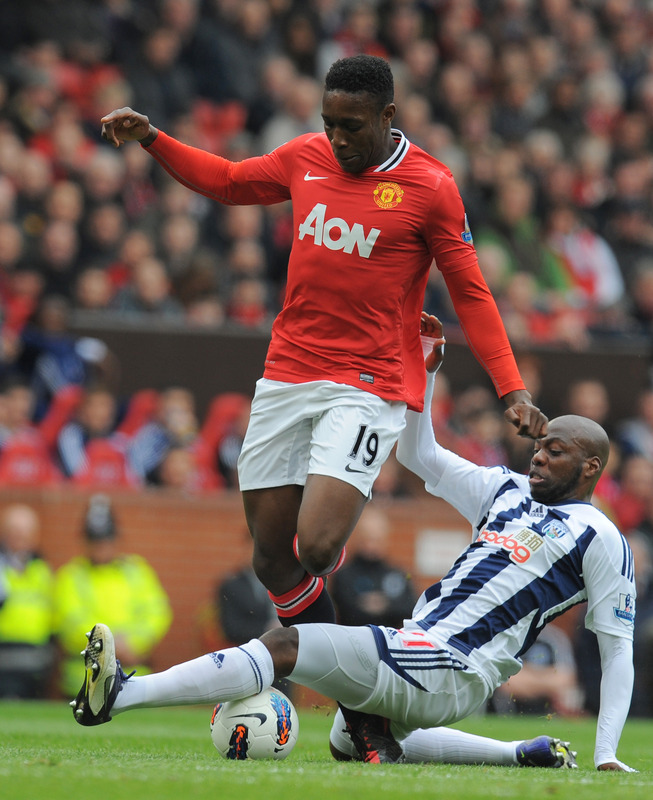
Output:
[53, 554, 172, 697]
[0, 557, 53, 645]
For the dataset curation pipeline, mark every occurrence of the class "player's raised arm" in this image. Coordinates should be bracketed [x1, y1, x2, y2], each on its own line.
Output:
[420, 312, 547, 439]
[101, 107, 158, 148]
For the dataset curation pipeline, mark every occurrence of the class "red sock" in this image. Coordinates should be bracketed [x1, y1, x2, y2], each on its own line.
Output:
[268, 572, 325, 619]
[268, 571, 337, 625]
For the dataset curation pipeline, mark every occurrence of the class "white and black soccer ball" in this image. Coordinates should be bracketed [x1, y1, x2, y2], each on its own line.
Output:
[210, 688, 299, 760]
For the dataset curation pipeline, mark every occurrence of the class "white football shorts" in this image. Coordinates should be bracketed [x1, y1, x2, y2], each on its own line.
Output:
[237, 378, 407, 496]
[290, 623, 490, 740]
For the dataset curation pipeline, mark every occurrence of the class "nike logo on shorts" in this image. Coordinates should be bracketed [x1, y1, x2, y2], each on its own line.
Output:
[304, 171, 328, 181]
[345, 464, 366, 474]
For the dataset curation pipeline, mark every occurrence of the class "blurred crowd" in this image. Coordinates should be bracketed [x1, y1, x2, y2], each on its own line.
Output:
[0, 0, 652, 348]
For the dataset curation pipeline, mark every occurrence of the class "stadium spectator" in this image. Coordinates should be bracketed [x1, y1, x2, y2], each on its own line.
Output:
[257, 74, 323, 155]
[15, 294, 115, 419]
[444, 384, 510, 468]
[74, 267, 116, 312]
[157, 445, 223, 495]
[616, 386, 653, 461]
[32, 219, 81, 300]
[216, 550, 279, 647]
[56, 384, 138, 489]
[611, 454, 653, 534]
[0, 503, 54, 699]
[329, 504, 416, 629]
[0, 374, 77, 454]
[79, 202, 128, 269]
[543, 203, 626, 321]
[628, 259, 653, 335]
[208, 533, 292, 698]
[122, 26, 194, 130]
[565, 378, 612, 432]
[126, 385, 217, 488]
[53, 494, 172, 698]
[111, 256, 185, 318]
[157, 212, 201, 278]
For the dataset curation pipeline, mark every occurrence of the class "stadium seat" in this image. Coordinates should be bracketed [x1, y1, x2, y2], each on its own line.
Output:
[72, 439, 140, 489]
[116, 389, 160, 436]
[0, 435, 63, 486]
[200, 392, 251, 453]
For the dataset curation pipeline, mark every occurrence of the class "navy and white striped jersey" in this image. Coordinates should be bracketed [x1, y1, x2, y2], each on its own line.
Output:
[403, 446, 636, 692]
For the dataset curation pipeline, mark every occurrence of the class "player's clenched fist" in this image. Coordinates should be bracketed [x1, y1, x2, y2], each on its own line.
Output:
[101, 108, 157, 148]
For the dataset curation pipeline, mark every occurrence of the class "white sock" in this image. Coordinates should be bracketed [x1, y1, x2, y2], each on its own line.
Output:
[112, 639, 274, 714]
[402, 727, 518, 765]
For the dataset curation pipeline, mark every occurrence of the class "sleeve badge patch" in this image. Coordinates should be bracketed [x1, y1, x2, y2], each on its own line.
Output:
[613, 593, 635, 626]
[461, 213, 473, 243]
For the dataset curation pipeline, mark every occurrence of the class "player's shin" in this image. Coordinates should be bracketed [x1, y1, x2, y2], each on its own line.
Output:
[402, 727, 517, 765]
[112, 639, 274, 713]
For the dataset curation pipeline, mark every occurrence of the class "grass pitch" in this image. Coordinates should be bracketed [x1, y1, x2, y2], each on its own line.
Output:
[1, 700, 651, 800]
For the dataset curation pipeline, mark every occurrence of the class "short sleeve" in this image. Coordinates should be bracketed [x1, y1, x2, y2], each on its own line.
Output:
[583, 530, 635, 639]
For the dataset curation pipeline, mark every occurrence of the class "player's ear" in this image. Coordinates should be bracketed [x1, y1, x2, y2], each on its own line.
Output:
[382, 103, 396, 125]
[584, 455, 602, 480]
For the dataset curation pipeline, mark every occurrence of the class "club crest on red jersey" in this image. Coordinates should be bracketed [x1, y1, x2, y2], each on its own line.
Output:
[373, 181, 404, 209]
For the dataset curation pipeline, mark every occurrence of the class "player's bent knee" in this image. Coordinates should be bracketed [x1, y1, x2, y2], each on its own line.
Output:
[252, 550, 305, 595]
[297, 540, 342, 577]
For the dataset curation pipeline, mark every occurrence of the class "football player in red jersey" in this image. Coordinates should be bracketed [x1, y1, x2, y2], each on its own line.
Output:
[101, 55, 547, 629]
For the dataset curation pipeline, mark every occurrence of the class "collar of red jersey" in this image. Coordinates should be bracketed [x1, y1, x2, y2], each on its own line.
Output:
[373, 129, 409, 173]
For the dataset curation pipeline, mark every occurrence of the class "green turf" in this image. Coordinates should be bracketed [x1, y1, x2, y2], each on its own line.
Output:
[1, 700, 650, 800]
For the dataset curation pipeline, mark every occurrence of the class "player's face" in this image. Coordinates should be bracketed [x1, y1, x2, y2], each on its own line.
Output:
[528, 428, 586, 504]
[322, 90, 396, 174]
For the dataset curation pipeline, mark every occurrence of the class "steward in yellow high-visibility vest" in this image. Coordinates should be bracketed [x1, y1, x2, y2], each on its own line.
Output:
[53, 494, 172, 698]
[0, 504, 54, 698]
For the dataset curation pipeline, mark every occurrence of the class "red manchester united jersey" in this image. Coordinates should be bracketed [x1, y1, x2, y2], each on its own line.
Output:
[146, 130, 524, 411]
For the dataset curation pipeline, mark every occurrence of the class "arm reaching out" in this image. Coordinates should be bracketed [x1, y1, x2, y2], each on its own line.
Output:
[593, 631, 637, 772]
[420, 312, 548, 439]
[396, 314, 446, 485]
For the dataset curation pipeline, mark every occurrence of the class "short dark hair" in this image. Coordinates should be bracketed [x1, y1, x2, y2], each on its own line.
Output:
[324, 55, 394, 110]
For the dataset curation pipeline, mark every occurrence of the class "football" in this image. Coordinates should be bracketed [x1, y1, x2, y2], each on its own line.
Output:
[210, 687, 299, 760]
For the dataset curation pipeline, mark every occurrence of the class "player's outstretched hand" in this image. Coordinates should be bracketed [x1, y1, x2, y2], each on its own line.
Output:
[420, 312, 446, 374]
[101, 108, 157, 148]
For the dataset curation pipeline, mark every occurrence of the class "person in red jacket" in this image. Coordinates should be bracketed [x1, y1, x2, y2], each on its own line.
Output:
[100, 55, 547, 629]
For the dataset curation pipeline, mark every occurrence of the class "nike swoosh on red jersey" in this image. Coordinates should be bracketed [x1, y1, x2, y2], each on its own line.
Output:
[304, 171, 328, 181]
